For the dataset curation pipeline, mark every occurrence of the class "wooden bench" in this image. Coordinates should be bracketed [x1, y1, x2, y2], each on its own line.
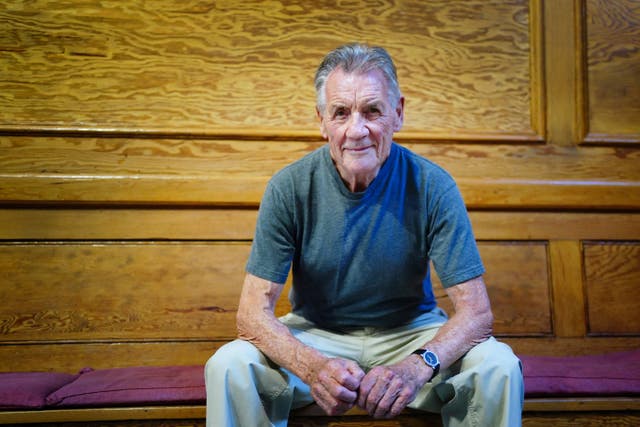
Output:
[2, 0, 640, 425]
[1, 396, 639, 426]
[1, 208, 639, 426]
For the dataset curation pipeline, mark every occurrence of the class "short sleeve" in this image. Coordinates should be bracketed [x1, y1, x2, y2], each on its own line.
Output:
[427, 183, 485, 287]
[245, 180, 296, 284]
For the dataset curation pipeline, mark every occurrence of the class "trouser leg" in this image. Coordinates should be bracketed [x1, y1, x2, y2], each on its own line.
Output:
[360, 313, 523, 426]
[410, 337, 524, 427]
[205, 311, 523, 427]
[203, 312, 364, 427]
[204, 339, 312, 427]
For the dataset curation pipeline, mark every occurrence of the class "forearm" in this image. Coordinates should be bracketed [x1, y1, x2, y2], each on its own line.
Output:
[417, 276, 493, 371]
[236, 274, 327, 385]
[423, 307, 492, 370]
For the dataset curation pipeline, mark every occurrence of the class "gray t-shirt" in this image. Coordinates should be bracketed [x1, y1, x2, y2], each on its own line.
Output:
[246, 142, 484, 330]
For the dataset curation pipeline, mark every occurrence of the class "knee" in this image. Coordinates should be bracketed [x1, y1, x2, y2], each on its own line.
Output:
[205, 339, 264, 382]
[488, 349, 522, 386]
[463, 338, 523, 381]
[476, 341, 523, 398]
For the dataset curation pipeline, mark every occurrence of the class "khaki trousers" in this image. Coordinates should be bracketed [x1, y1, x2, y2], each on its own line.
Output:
[205, 309, 524, 427]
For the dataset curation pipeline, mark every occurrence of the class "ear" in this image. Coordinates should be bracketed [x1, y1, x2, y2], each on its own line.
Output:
[316, 106, 328, 139]
[393, 96, 405, 132]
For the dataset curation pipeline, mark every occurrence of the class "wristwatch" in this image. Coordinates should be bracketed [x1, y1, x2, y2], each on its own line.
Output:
[412, 349, 440, 381]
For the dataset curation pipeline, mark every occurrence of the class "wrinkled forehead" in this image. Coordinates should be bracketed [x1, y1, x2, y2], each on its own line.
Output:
[324, 68, 390, 105]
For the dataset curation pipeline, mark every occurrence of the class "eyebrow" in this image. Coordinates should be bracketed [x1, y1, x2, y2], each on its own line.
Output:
[328, 98, 384, 112]
[363, 100, 383, 109]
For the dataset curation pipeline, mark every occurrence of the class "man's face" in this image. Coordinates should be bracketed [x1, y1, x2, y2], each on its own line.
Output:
[317, 68, 404, 191]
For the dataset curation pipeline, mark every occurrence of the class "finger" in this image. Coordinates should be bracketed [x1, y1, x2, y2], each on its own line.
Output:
[366, 370, 404, 417]
[382, 378, 418, 419]
[388, 389, 413, 418]
[320, 366, 359, 403]
[346, 361, 366, 383]
[365, 375, 389, 414]
[369, 384, 392, 416]
[331, 383, 359, 403]
[357, 371, 377, 408]
[311, 382, 338, 414]
[372, 378, 403, 418]
[330, 360, 364, 391]
[312, 382, 355, 416]
[341, 373, 364, 391]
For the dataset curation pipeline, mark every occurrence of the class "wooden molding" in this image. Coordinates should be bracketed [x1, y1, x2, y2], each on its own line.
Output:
[549, 241, 587, 338]
[529, 0, 547, 141]
[578, 0, 640, 145]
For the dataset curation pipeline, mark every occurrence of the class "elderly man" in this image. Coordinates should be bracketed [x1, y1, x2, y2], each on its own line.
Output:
[205, 43, 524, 427]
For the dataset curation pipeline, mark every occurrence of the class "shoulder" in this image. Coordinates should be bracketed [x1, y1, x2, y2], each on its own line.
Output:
[269, 144, 328, 186]
[261, 145, 330, 208]
[393, 143, 456, 188]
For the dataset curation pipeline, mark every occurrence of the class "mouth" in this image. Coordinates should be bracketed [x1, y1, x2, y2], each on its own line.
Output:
[344, 145, 374, 153]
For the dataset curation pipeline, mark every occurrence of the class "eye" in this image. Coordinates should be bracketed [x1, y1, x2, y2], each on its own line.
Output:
[333, 107, 348, 119]
[366, 106, 382, 118]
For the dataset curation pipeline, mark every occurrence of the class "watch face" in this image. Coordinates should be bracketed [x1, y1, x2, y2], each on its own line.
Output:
[423, 351, 438, 366]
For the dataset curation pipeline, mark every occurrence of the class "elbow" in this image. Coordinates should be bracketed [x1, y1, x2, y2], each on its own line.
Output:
[236, 304, 254, 341]
[477, 305, 494, 343]
[236, 300, 274, 345]
[466, 303, 494, 346]
[483, 307, 494, 339]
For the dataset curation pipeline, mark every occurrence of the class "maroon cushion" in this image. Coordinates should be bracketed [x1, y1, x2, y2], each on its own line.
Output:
[521, 349, 640, 397]
[0, 371, 77, 409]
[46, 366, 205, 407]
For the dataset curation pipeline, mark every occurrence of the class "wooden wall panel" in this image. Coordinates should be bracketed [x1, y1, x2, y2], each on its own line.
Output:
[549, 241, 586, 337]
[0, 342, 224, 373]
[434, 242, 551, 336]
[544, 0, 581, 146]
[1, 1, 638, 210]
[584, 0, 640, 143]
[0, 0, 639, 372]
[0, 208, 258, 241]
[583, 242, 640, 335]
[0, 0, 537, 139]
[0, 243, 249, 342]
[2, 137, 639, 209]
[2, 209, 640, 242]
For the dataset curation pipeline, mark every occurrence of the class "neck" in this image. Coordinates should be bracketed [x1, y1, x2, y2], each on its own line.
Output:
[336, 166, 380, 192]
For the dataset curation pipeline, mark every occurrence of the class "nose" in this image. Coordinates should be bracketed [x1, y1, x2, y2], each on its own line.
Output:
[345, 113, 369, 140]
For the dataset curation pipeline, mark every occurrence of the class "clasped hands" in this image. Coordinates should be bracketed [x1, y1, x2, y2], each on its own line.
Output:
[310, 357, 429, 419]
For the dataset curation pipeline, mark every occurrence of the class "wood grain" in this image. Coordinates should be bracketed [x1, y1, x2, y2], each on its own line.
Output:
[433, 242, 551, 336]
[0, 241, 551, 340]
[1, 209, 639, 241]
[502, 336, 640, 356]
[0, 243, 249, 341]
[583, 242, 640, 335]
[4, 336, 638, 373]
[1, 136, 639, 208]
[0, 0, 536, 138]
[0, 342, 223, 373]
[1, 403, 639, 426]
[549, 241, 587, 337]
[469, 212, 640, 241]
[289, 413, 440, 427]
[544, 0, 582, 146]
[521, 412, 640, 427]
[585, 0, 640, 143]
[0, 2, 639, 406]
[0, 208, 258, 240]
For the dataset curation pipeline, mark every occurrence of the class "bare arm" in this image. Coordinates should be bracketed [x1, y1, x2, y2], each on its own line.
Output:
[236, 273, 365, 415]
[358, 275, 493, 418]
[418, 275, 494, 370]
